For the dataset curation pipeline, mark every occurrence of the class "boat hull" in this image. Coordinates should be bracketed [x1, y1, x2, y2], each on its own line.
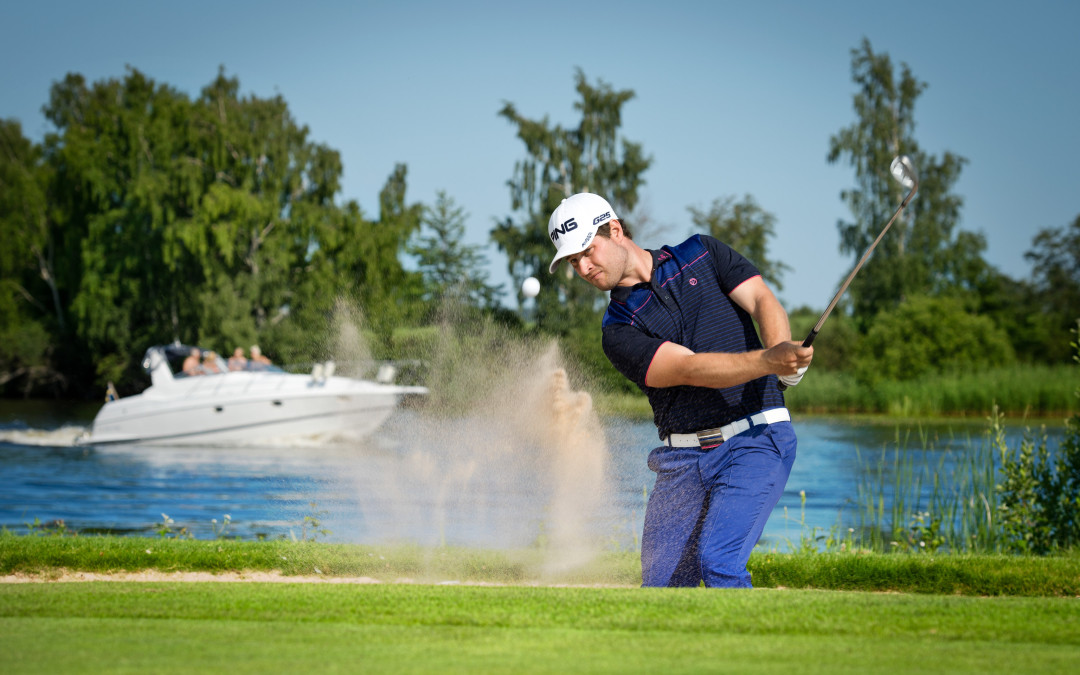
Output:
[80, 370, 424, 446]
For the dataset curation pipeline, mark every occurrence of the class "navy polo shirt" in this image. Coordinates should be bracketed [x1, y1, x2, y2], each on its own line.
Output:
[601, 234, 785, 440]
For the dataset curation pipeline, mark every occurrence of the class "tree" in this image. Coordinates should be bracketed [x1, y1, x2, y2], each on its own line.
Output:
[688, 195, 790, 290]
[492, 70, 652, 393]
[0, 119, 64, 393]
[28, 67, 425, 391]
[40, 67, 349, 385]
[828, 39, 991, 324]
[39, 70, 196, 388]
[854, 295, 1015, 383]
[408, 191, 501, 312]
[1023, 215, 1080, 362]
[357, 164, 426, 338]
[492, 69, 652, 336]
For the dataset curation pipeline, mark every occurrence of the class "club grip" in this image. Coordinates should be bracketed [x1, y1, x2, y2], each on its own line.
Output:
[778, 329, 818, 391]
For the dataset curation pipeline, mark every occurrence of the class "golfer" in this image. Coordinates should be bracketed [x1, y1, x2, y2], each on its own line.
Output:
[547, 192, 813, 588]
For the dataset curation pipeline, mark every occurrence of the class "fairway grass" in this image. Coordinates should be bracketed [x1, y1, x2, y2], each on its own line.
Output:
[4, 536, 1080, 672]
[2, 583, 1079, 674]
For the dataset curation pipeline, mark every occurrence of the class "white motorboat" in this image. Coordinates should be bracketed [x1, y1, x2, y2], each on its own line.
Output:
[76, 344, 427, 446]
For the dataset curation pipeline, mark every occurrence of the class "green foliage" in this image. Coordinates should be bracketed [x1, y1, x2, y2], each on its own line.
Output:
[407, 191, 502, 313]
[558, 313, 639, 396]
[995, 325, 1080, 553]
[783, 364, 1074, 416]
[854, 295, 1015, 383]
[787, 305, 859, 372]
[828, 39, 990, 323]
[353, 164, 427, 340]
[1022, 216, 1080, 362]
[688, 194, 790, 290]
[2, 67, 432, 393]
[154, 513, 191, 540]
[837, 328, 1079, 556]
[2, 55, 1072, 400]
[22, 518, 75, 537]
[0, 119, 66, 394]
[852, 428, 1000, 555]
[297, 502, 331, 542]
[492, 69, 651, 336]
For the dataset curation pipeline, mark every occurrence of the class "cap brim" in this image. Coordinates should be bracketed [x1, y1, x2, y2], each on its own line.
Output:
[548, 255, 567, 275]
[548, 226, 601, 274]
[548, 246, 584, 274]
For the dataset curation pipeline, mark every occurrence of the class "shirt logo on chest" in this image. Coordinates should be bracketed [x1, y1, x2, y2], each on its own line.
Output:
[688, 278, 698, 286]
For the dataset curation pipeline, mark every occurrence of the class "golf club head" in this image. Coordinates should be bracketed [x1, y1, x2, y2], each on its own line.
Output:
[890, 155, 918, 190]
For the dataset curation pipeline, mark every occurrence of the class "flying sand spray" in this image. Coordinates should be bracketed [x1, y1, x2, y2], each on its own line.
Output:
[328, 295, 614, 577]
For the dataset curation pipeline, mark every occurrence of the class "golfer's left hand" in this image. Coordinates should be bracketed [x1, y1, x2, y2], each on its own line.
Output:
[779, 365, 809, 388]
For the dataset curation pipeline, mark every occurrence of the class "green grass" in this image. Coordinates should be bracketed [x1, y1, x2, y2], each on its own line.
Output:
[2, 582, 1079, 674]
[6, 534, 1080, 596]
[781, 364, 1076, 417]
[0, 533, 642, 586]
[5, 535, 1080, 672]
[594, 364, 1076, 419]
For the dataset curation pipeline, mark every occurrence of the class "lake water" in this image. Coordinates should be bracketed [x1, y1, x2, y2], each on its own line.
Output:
[0, 399, 1064, 552]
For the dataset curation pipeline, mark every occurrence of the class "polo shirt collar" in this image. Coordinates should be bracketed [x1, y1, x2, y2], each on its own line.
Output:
[610, 248, 663, 302]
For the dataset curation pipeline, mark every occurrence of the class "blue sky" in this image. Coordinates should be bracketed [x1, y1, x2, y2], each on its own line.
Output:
[3, 1, 1077, 310]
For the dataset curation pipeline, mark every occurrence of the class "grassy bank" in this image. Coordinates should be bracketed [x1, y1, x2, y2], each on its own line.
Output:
[5, 534, 1080, 597]
[783, 364, 1076, 417]
[595, 364, 1076, 419]
[6, 536, 1080, 672]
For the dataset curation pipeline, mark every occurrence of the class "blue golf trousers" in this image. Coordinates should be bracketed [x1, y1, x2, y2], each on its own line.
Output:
[640, 421, 797, 588]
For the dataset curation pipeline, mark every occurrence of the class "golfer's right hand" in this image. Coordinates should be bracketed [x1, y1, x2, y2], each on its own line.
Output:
[764, 341, 813, 377]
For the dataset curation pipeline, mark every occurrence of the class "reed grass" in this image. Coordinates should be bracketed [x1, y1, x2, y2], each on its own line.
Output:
[853, 429, 1001, 554]
[594, 364, 1076, 420]
[784, 363, 1076, 417]
[846, 405, 1080, 555]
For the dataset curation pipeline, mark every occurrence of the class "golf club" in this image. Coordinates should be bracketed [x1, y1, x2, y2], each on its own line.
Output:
[780, 155, 919, 390]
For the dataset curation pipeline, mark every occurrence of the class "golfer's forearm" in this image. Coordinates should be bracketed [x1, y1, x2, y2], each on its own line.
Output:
[682, 351, 772, 388]
[647, 345, 770, 389]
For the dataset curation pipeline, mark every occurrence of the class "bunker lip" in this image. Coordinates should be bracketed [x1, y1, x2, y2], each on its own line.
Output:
[1, 569, 636, 587]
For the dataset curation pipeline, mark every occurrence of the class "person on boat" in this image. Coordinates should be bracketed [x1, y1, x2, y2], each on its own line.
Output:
[249, 345, 273, 369]
[227, 347, 248, 371]
[181, 348, 203, 377]
[202, 351, 223, 374]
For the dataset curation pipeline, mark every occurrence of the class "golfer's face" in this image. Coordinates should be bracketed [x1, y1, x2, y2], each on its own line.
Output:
[569, 235, 621, 291]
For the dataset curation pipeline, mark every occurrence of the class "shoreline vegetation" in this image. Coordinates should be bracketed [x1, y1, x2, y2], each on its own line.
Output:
[593, 363, 1077, 420]
[2, 534, 1079, 597]
[3, 362, 1076, 422]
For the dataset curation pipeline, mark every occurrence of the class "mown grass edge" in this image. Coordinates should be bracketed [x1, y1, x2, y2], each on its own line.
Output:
[3, 533, 1078, 597]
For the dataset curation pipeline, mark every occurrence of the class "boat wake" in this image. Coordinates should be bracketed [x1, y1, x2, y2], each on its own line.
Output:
[0, 425, 88, 448]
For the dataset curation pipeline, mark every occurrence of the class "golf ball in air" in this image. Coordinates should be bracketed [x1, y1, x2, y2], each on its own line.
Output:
[522, 276, 540, 298]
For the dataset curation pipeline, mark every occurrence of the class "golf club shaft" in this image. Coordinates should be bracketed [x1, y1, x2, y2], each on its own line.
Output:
[778, 180, 917, 391]
[801, 184, 917, 347]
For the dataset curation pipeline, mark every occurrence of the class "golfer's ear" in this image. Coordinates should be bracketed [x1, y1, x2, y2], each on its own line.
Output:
[610, 220, 624, 239]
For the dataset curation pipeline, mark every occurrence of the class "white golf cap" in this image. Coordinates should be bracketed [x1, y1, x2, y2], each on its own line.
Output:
[547, 193, 618, 274]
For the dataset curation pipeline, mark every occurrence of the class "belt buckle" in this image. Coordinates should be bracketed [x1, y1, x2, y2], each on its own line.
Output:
[695, 426, 726, 447]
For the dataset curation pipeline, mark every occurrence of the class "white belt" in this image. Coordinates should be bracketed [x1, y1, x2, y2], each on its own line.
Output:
[663, 408, 790, 447]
